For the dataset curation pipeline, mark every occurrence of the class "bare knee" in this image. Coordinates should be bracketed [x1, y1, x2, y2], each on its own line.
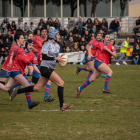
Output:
[107, 69, 113, 76]
[34, 85, 43, 92]
[58, 80, 64, 87]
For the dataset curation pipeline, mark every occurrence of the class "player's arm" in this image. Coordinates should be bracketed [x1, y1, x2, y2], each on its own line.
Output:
[9, 51, 15, 66]
[86, 44, 93, 60]
[104, 46, 116, 57]
[33, 65, 41, 74]
[27, 65, 34, 75]
[32, 47, 40, 53]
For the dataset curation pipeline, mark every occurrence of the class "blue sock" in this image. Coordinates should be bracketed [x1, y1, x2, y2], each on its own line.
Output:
[79, 66, 87, 71]
[80, 78, 91, 91]
[10, 82, 21, 90]
[25, 92, 32, 106]
[44, 84, 51, 97]
[104, 75, 111, 90]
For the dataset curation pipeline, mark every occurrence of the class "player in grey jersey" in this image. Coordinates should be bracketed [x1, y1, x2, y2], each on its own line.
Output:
[10, 29, 73, 111]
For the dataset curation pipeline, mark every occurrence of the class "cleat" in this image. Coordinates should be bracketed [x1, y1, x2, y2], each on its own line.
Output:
[28, 101, 40, 109]
[8, 90, 13, 96]
[102, 73, 106, 78]
[76, 66, 81, 75]
[44, 97, 55, 102]
[76, 87, 81, 98]
[10, 88, 18, 101]
[60, 103, 73, 111]
[103, 89, 112, 94]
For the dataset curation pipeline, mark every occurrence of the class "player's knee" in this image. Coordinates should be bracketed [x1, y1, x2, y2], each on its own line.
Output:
[108, 69, 113, 76]
[34, 86, 43, 92]
[59, 80, 64, 87]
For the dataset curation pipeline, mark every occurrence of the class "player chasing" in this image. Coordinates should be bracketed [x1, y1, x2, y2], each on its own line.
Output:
[76, 33, 102, 98]
[10, 29, 73, 111]
[77, 33, 116, 95]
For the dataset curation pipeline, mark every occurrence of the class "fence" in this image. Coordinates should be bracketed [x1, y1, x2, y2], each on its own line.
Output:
[0, 17, 138, 33]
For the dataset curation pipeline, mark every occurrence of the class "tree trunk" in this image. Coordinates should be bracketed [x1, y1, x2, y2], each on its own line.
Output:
[120, 0, 126, 17]
[91, 0, 97, 17]
[84, 0, 87, 17]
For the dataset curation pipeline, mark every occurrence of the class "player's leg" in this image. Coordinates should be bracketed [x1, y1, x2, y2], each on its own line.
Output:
[49, 71, 73, 111]
[11, 74, 40, 108]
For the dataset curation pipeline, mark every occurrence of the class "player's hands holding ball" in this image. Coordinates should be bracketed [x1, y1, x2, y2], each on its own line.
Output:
[55, 54, 68, 67]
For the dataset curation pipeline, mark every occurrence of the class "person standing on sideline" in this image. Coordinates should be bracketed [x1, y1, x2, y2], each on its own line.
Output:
[116, 37, 129, 65]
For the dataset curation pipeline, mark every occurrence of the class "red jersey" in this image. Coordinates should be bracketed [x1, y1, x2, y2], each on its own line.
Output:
[32, 36, 47, 55]
[1, 43, 19, 72]
[37, 50, 42, 65]
[95, 42, 116, 65]
[86, 39, 98, 57]
[12, 48, 38, 74]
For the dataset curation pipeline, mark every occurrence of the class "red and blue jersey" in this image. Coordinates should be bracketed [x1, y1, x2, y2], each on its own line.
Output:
[86, 39, 99, 57]
[12, 48, 38, 74]
[32, 36, 47, 55]
[95, 41, 116, 65]
[1, 43, 20, 72]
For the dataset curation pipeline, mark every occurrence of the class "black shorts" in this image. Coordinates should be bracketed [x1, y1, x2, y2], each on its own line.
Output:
[109, 58, 112, 64]
[40, 66, 54, 79]
[32, 76, 39, 84]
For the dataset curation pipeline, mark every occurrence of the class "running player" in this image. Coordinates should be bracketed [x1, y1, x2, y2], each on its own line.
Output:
[0, 39, 40, 109]
[77, 33, 116, 94]
[76, 33, 102, 98]
[10, 29, 73, 111]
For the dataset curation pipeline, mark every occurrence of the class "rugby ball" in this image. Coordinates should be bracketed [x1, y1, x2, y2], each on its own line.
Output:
[59, 54, 68, 67]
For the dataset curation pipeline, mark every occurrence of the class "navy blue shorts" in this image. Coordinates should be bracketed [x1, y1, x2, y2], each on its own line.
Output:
[10, 71, 22, 78]
[0, 69, 11, 78]
[32, 65, 40, 79]
[94, 60, 103, 70]
[85, 53, 95, 63]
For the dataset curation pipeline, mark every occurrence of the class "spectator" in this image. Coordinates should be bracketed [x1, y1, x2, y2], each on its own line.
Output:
[91, 25, 97, 36]
[90, 33, 95, 39]
[23, 22, 29, 35]
[33, 25, 42, 35]
[10, 21, 16, 35]
[1, 17, 10, 30]
[133, 16, 140, 34]
[76, 17, 84, 29]
[85, 18, 93, 31]
[27, 32, 34, 39]
[100, 24, 108, 34]
[109, 17, 120, 35]
[46, 17, 54, 27]
[65, 36, 75, 51]
[0, 24, 8, 36]
[73, 23, 82, 36]
[0, 47, 7, 65]
[134, 31, 140, 43]
[0, 31, 4, 42]
[116, 37, 129, 65]
[82, 30, 91, 44]
[17, 20, 23, 30]
[67, 18, 75, 32]
[67, 31, 73, 40]
[82, 24, 88, 35]
[71, 43, 80, 52]
[102, 18, 108, 30]
[93, 18, 101, 31]
[136, 39, 140, 46]
[65, 46, 71, 53]
[91, 36, 95, 40]
[29, 22, 35, 33]
[79, 37, 86, 51]
[53, 18, 61, 30]
[5, 31, 13, 43]
[73, 33, 81, 43]
[60, 26, 67, 39]
[0, 39, 4, 49]
[38, 18, 45, 28]
[4, 38, 11, 53]
[46, 25, 50, 34]
[132, 43, 140, 65]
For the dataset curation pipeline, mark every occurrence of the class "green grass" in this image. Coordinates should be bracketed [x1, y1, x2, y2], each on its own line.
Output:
[0, 65, 140, 140]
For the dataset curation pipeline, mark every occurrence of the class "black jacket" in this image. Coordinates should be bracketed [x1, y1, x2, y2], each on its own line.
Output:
[46, 21, 54, 27]
[82, 34, 91, 44]
[73, 27, 82, 35]
[133, 48, 140, 57]
[109, 20, 119, 29]
[136, 19, 140, 26]
[79, 41, 86, 48]
[60, 29, 67, 37]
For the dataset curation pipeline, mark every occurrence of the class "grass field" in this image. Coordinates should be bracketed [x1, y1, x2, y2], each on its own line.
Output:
[0, 65, 140, 140]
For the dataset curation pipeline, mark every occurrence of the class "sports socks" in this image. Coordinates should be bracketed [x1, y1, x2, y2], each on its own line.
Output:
[57, 86, 64, 108]
[79, 78, 91, 91]
[87, 71, 93, 80]
[104, 75, 111, 90]
[44, 84, 51, 97]
[79, 66, 87, 71]
[17, 86, 34, 94]
[25, 92, 32, 106]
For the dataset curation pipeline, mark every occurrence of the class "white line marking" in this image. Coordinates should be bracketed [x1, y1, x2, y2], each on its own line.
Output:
[26, 110, 101, 112]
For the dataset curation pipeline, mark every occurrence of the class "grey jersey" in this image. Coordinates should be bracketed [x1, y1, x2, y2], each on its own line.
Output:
[41, 40, 60, 69]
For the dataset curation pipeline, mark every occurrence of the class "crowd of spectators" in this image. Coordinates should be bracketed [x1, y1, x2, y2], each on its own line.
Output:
[0, 16, 140, 64]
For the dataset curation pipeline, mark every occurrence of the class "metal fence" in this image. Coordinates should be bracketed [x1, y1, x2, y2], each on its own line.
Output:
[0, 17, 138, 33]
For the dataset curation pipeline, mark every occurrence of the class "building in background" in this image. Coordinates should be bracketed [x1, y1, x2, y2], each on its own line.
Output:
[0, 0, 139, 17]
